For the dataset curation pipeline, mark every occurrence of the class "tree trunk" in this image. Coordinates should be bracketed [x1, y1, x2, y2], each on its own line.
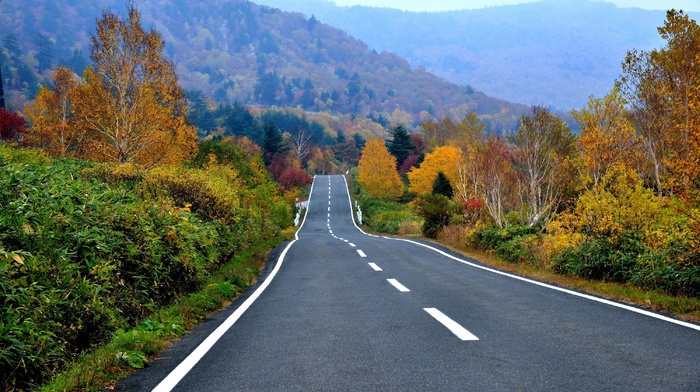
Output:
[0, 66, 5, 110]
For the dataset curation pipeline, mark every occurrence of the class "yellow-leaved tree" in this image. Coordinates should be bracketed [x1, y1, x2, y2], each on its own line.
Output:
[71, 4, 197, 167]
[573, 88, 642, 187]
[407, 145, 462, 195]
[25, 66, 85, 157]
[357, 139, 403, 200]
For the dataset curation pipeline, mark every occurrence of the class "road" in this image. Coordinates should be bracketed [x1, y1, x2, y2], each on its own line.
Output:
[119, 174, 700, 391]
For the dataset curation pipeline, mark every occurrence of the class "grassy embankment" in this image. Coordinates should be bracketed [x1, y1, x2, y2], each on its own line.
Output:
[0, 142, 296, 391]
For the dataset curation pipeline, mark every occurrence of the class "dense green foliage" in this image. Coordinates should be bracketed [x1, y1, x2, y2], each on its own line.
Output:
[353, 180, 420, 235]
[0, 142, 291, 390]
[415, 194, 455, 239]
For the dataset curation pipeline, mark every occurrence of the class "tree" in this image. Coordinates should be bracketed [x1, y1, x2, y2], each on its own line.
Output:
[573, 88, 642, 187]
[511, 106, 577, 227]
[25, 67, 83, 157]
[618, 10, 700, 195]
[386, 123, 414, 169]
[34, 33, 54, 73]
[0, 108, 26, 142]
[262, 122, 289, 166]
[71, 4, 197, 167]
[476, 136, 516, 228]
[432, 171, 454, 198]
[415, 194, 454, 239]
[290, 126, 312, 164]
[407, 145, 462, 195]
[357, 139, 403, 200]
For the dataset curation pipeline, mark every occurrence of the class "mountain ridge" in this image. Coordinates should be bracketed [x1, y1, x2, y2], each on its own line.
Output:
[256, 0, 699, 110]
[1, 0, 529, 133]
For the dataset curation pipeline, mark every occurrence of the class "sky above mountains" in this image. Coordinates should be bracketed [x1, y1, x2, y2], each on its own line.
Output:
[329, 0, 700, 12]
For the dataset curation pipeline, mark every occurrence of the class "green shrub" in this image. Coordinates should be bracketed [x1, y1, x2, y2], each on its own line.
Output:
[359, 193, 420, 235]
[0, 141, 292, 389]
[554, 230, 645, 283]
[414, 194, 456, 239]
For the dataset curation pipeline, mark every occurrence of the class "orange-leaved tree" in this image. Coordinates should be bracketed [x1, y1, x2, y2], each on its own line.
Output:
[476, 136, 516, 228]
[407, 145, 462, 196]
[618, 10, 700, 195]
[72, 4, 197, 167]
[357, 139, 403, 200]
[25, 66, 86, 157]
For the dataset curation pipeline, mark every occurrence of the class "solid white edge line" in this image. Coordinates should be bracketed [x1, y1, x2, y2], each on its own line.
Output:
[398, 238, 700, 333]
[424, 308, 479, 341]
[151, 176, 318, 392]
[357, 249, 367, 258]
[339, 175, 700, 333]
[387, 278, 410, 292]
[368, 262, 383, 271]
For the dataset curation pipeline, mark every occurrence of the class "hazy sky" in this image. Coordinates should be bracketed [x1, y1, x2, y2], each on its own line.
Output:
[329, 0, 700, 12]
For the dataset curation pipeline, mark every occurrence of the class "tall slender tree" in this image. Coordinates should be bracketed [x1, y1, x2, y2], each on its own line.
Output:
[511, 106, 577, 227]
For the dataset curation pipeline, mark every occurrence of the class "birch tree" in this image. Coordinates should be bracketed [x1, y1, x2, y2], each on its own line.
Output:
[73, 3, 197, 167]
[511, 106, 577, 227]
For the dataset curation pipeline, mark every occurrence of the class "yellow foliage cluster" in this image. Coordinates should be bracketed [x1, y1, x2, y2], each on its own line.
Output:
[357, 139, 403, 200]
[141, 165, 242, 224]
[407, 145, 462, 195]
[545, 164, 661, 255]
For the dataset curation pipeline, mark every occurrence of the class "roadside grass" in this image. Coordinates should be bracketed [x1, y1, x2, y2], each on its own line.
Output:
[39, 238, 285, 392]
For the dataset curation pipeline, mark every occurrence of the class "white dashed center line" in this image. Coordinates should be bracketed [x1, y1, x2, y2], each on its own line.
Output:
[424, 308, 479, 341]
[368, 263, 382, 271]
[356, 250, 367, 257]
[387, 279, 410, 292]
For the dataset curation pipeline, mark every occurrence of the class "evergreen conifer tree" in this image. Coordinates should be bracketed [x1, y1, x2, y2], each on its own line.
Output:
[387, 124, 414, 168]
[432, 171, 454, 198]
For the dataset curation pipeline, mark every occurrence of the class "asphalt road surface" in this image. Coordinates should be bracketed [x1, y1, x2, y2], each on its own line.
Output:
[118, 174, 700, 391]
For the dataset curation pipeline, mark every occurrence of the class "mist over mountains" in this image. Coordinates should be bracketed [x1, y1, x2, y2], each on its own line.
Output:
[257, 0, 698, 110]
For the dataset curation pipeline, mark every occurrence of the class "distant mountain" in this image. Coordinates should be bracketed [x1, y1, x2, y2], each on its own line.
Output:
[0, 0, 529, 133]
[256, 0, 698, 110]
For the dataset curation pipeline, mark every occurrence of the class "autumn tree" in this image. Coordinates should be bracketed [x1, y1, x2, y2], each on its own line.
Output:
[573, 88, 642, 187]
[25, 66, 84, 157]
[618, 10, 700, 195]
[476, 136, 516, 228]
[0, 108, 26, 142]
[357, 139, 403, 200]
[407, 145, 462, 196]
[421, 117, 458, 148]
[71, 4, 197, 167]
[511, 106, 577, 227]
[289, 126, 312, 164]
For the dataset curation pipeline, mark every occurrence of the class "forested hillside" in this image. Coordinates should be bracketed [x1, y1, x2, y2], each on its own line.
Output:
[0, 0, 528, 133]
[260, 0, 699, 110]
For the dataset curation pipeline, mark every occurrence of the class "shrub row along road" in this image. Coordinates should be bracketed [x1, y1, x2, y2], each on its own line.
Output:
[120, 175, 700, 391]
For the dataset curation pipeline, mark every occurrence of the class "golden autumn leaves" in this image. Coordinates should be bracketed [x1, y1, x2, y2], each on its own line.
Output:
[25, 5, 197, 167]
